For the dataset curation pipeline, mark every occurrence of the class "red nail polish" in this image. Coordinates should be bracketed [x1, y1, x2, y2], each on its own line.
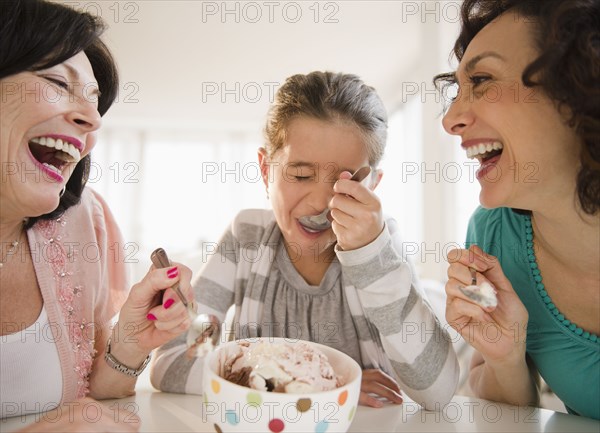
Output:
[147, 313, 157, 321]
[167, 267, 178, 279]
[163, 298, 175, 309]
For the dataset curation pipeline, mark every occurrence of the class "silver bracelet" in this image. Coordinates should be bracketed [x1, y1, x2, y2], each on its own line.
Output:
[104, 336, 151, 377]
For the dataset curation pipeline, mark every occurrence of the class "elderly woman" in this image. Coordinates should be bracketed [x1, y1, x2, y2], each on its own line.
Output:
[0, 1, 192, 430]
[439, 0, 599, 420]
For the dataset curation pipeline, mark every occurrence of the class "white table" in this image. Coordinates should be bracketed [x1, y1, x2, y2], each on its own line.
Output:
[2, 389, 598, 433]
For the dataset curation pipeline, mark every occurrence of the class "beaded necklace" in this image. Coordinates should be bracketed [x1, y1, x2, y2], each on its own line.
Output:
[525, 215, 599, 343]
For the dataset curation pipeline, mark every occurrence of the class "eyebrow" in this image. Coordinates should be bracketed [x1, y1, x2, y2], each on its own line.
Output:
[287, 162, 317, 169]
[288, 161, 315, 167]
[287, 162, 358, 175]
[62, 63, 80, 79]
[464, 51, 506, 73]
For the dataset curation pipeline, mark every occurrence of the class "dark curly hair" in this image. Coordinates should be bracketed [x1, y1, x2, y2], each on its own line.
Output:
[434, 0, 600, 215]
[0, 0, 119, 228]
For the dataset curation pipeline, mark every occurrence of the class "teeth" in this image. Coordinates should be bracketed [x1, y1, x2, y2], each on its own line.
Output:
[42, 162, 62, 174]
[30, 137, 81, 162]
[466, 141, 503, 159]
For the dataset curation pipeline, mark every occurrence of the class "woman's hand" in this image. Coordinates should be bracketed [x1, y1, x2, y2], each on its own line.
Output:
[17, 397, 139, 432]
[88, 263, 194, 399]
[329, 171, 384, 251]
[111, 263, 194, 361]
[358, 369, 403, 408]
[445, 245, 529, 365]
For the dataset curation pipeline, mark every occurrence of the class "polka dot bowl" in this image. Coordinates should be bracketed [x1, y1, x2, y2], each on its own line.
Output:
[202, 338, 362, 433]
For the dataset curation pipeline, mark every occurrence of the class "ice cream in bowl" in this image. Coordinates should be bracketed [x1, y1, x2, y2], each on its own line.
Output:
[202, 338, 362, 433]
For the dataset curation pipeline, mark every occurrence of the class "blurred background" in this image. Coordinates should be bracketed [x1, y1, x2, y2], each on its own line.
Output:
[66, 0, 480, 283]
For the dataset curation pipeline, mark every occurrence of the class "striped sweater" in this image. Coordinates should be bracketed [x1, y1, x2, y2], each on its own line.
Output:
[150, 209, 458, 409]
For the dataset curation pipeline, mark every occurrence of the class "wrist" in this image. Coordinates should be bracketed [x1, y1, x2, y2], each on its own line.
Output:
[479, 354, 538, 406]
[104, 335, 151, 377]
[104, 325, 151, 376]
[484, 351, 528, 375]
[336, 222, 389, 265]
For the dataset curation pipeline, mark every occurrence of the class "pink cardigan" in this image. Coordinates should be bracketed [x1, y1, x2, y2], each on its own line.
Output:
[27, 188, 129, 403]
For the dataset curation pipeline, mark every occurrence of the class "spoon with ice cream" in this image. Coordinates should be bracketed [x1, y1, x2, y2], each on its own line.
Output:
[298, 166, 372, 231]
[458, 267, 498, 308]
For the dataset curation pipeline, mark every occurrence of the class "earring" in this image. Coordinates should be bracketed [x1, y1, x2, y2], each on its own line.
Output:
[59, 186, 66, 198]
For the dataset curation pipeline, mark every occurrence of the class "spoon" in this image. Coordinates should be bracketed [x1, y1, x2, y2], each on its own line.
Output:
[298, 166, 372, 230]
[150, 248, 220, 357]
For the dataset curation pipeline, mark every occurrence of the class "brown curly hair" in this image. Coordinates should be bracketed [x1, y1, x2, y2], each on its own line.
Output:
[434, 0, 600, 215]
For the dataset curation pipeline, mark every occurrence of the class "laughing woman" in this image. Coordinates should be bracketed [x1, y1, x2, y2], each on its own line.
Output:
[438, 0, 599, 420]
[0, 1, 193, 431]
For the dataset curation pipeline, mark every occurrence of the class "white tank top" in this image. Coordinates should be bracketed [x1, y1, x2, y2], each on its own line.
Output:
[0, 306, 63, 418]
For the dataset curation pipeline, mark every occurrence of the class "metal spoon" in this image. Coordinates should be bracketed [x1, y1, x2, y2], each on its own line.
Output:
[150, 248, 220, 357]
[298, 166, 372, 230]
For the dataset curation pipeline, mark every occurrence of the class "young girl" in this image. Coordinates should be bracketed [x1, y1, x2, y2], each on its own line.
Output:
[150, 71, 458, 409]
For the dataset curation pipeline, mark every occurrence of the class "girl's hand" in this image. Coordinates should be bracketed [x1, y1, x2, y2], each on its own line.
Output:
[18, 397, 139, 432]
[359, 369, 403, 408]
[111, 263, 194, 360]
[445, 245, 529, 365]
[329, 170, 384, 251]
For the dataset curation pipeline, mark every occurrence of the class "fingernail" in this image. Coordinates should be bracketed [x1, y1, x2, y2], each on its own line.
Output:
[167, 267, 178, 278]
[163, 298, 175, 309]
[147, 313, 157, 321]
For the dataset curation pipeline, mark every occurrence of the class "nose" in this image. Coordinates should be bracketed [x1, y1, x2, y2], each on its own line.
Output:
[442, 89, 474, 137]
[66, 92, 102, 133]
[312, 178, 335, 211]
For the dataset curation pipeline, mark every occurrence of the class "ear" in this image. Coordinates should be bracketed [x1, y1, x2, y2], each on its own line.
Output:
[258, 147, 270, 188]
[369, 169, 384, 191]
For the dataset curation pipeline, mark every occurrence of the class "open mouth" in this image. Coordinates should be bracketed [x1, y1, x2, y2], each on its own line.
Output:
[28, 136, 82, 177]
[466, 141, 503, 163]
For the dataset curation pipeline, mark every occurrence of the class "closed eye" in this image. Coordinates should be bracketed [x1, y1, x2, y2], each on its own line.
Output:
[468, 74, 491, 87]
[294, 176, 313, 181]
[44, 76, 69, 90]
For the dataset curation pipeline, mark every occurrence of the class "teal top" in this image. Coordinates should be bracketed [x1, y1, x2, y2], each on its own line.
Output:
[466, 207, 600, 420]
